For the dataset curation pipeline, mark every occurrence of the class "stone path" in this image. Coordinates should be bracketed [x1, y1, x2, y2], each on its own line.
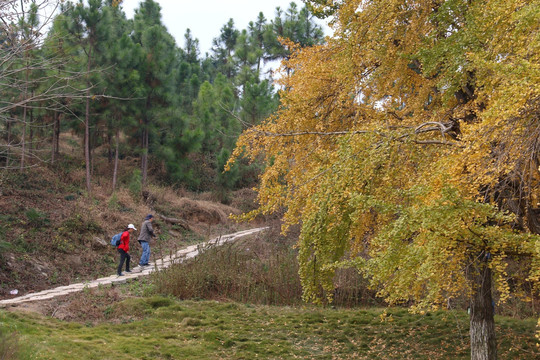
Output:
[0, 227, 268, 307]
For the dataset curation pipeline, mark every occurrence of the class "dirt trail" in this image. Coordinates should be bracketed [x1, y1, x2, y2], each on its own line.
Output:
[0, 227, 268, 307]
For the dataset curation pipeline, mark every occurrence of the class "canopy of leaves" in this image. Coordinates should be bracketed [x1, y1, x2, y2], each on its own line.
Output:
[231, 0, 540, 308]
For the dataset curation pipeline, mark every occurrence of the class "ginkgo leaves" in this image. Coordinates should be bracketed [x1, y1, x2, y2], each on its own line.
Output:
[229, 0, 539, 312]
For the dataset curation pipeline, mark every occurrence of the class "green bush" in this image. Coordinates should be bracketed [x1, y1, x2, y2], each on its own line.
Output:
[62, 214, 102, 233]
[128, 169, 142, 199]
[25, 208, 50, 228]
[0, 241, 12, 252]
[0, 238, 12, 262]
[108, 192, 120, 210]
[51, 235, 75, 253]
[13, 234, 40, 253]
[0, 218, 6, 242]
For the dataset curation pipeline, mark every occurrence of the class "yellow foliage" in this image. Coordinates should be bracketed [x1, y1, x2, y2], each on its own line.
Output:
[230, 0, 540, 308]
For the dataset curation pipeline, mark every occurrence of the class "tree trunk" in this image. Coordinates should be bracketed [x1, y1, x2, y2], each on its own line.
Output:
[107, 132, 113, 163]
[56, 113, 62, 155]
[112, 128, 119, 191]
[90, 129, 94, 178]
[20, 81, 28, 171]
[51, 111, 60, 164]
[6, 117, 11, 168]
[51, 113, 56, 165]
[156, 213, 190, 231]
[29, 104, 34, 152]
[84, 47, 92, 196]
[55, 111, 60, 156]
[20, 106, 27, 170]
[469, 256, 497, 360]
[141, 125, 148, 188]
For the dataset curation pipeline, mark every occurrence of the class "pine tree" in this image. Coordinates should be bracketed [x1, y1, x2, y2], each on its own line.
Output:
[248, 12, 267, 73]
[131, 0, 176, 188]
[211, 19, 239, 80]
[62, 0, 114, 195]
[99, 1, 141, 190]
[263, 3, 324, 67]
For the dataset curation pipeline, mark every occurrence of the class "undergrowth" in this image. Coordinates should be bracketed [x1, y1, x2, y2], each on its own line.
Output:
[150, 228, 381, 308]
[149, 226, 536, 316]
[151, 231, 303, 305]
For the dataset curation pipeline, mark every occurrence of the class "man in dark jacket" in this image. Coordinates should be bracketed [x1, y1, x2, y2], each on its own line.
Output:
[138, 214, 156, 266]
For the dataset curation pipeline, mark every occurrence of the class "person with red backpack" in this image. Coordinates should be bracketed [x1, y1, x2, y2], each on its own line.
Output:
[117, 223, 137, 276]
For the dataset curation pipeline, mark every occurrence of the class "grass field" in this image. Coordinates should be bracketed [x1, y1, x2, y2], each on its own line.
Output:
[0, 296, 537, 359]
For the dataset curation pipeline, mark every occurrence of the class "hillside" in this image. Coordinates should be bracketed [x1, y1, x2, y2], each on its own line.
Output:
[0, 134, 262, 299]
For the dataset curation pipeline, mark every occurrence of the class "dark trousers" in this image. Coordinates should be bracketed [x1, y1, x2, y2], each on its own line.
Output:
[117, 248, 130, 275]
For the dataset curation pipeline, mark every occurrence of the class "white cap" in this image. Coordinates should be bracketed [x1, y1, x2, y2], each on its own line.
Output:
[127, 224, 137, 231]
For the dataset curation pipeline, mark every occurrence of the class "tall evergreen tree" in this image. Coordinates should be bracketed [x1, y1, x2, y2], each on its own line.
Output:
[131, 0, 176, 187]
[248, 12, 267, 74]
[158, 32, 204, 188]
[239, 78, 278, 127]
[62, 0, 113, 195]
[100, 1, 141, 190]
[211, 19, 239, 79]
[14, 2, 41, 171]
[176, 29, 203, 114]
[41, 16, 71, 165]
[263, 3, 324, 64]
[234, 29, 259, 91]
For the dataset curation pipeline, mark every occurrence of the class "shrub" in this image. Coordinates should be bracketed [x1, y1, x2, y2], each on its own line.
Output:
[128, 169, 142, 200]
[25, 208, 50, 228]
[152, 235, 303, 306]
[61, 214, 102, 233]
[0, 217, 6, 242]
[151, 227, 381, 308]
[0, 241, 11, 252]
[13, 233, 40, 253]
[108, 192, 120, 210]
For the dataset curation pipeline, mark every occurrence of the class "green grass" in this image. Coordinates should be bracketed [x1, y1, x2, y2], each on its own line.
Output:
[0, 297, 537, 359]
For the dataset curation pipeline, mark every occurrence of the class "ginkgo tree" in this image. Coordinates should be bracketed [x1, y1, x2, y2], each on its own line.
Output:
[229, 0, 539, 359]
